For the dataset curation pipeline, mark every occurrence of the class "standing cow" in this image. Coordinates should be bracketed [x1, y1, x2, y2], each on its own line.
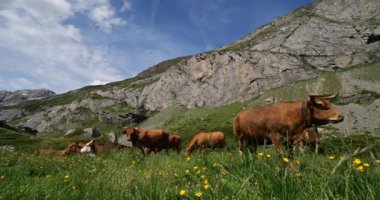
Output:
[185, 132, 225, 154]
[233, 94, 343, 156]
[122, 127, 170, 155]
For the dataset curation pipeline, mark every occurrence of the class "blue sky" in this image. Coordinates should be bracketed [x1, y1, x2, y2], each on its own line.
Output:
[0, 0, 313, 93]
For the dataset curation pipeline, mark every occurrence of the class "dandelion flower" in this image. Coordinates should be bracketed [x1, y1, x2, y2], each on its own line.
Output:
[363, 163, 370, 167]
[295, 160, 301, 164]
[195, 192, 202, 197]
[376, 160, 380, 164]
[213, 163, 219, 168]
[131, 160, 136, 165]
[179, 189, 187, 196]
[186, 157, 191, 161]
[282, 157, 289, 163]
[328, 156, 335, 160]
[0, 176, 4, 180]
[64, 175, 69, 180]
[185, 169, 190, 174]
[174, 173, 178, 177]
[353, 158, 362, 165]
[200, 175, 205, 179]
[204, 180, 209, 185]
[257, 152, 263, 157]
[72, 186, 76, 190]
[266, 154, 271, 158]
[357, 165, 365, 172]
[204, 184, 210, 190]
[193, 166, 199, 171]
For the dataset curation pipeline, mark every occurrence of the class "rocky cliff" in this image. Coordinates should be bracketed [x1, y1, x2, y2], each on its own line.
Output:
[0, 0, 379, 134]
[0, 89, 55, 106]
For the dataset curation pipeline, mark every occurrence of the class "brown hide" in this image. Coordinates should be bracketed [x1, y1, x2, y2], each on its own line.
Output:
[168, 134, 181, 153]
[35, 141, 87, 156]
[85, 141, 123, 154]
[233, 96, 342, 155]
[185, 132, 225, 154]
[122, 127, 170, 155]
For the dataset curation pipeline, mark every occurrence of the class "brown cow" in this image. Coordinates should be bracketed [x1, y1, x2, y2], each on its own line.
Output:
[233, 94, 343, 156]
[79, 140, 123, 154]
[35, 141, 86, 156]
[122, 127, 170, 155]
[185, 132, 225, 154]
[293, 127, 321, 154]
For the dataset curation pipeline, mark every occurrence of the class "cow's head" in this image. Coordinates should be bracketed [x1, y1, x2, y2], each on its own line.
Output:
[122, 127, 139, 142]
[63, 141, 85, 154]
[80, 140, 95, 153]
[308, 94, 344, 125]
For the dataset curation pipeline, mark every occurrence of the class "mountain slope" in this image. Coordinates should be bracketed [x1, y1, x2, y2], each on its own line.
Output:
[0, 0, 379, 134]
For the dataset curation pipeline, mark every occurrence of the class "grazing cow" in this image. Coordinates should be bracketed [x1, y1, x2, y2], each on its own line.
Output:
[79, 140, 123, 154]
[185, 132, 225, 154]
[233, 94, 343, 156]
[293, 127, 321, 154]
[122, 127, 170, 155]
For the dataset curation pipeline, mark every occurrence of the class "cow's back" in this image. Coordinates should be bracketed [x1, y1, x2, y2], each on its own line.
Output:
[234, 101, 304, 139]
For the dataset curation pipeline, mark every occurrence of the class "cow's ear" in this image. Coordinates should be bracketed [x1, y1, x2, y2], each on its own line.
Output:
[309, 96, 325, 107]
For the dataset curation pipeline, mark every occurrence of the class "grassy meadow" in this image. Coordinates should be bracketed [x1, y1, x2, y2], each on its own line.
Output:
[1, 128, 379, 200]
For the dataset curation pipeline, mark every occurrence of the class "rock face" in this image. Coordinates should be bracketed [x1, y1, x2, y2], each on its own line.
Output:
[137, 0, 380, 110]
[0, 89, 55, 106]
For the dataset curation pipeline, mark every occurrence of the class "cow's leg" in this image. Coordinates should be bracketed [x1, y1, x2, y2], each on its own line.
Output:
[269, 132, 283, 155]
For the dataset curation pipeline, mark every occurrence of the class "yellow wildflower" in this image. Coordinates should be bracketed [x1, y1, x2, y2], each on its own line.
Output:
[204, 180, 209, 185]
[200, 175, 205, 179]
[257, 152, 263, 157]
[363, 163, 370, 167]
[174, 173, 178, 177]
[213, 163, 219, 168]
[353, 158, 362, 165]
[131, 160, 136, 165]
[295, 159, 301, 164]
[186, 157, 191, 161]
[72, 185, 76, 190]
[179, 189, 187, 196]
[195, 192, 202, 197]
[296, 173, 302, 177]
[193, 166, 199, 171]
[357, 165, 365, 172]
[64, 175, 69, 180]
[328, 156, 335, 160]
[375, 160, 380, 164]
[204, 184, 210, 190]
[282, 157, 289, 163]
[221, 169, 227, 175]
[0, 176, 4, 180]
[266, 154, 271, 158]
[185, 169, 190, 174]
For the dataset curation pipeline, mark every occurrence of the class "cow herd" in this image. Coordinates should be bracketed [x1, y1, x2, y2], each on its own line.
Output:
[35, 94, 344, 159]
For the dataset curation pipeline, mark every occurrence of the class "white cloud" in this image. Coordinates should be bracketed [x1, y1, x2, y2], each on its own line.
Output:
[71, 0, 126, 33]
[0, 0, 126, 93]
[121, 0, 132, 12]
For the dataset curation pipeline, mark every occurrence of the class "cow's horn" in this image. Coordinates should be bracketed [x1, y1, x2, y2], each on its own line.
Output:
[323, 93, 339, 99]
[308, 93, 325, 97]
[86, 140, 94, 146]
